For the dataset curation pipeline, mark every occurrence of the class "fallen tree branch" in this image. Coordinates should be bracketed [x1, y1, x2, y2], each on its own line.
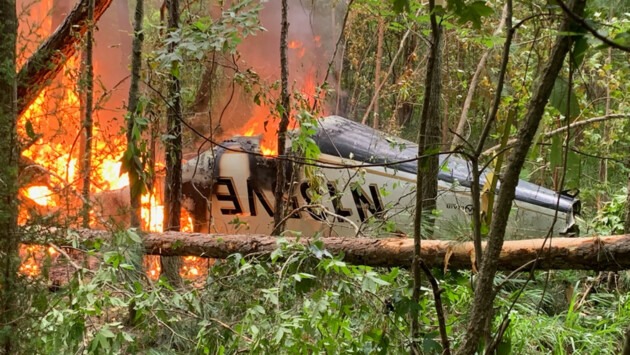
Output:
[17, 0, 114, 117]
[24, 229, 630, 271]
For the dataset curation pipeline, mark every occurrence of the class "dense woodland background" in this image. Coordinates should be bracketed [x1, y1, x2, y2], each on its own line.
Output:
[1, 0, 630, 353]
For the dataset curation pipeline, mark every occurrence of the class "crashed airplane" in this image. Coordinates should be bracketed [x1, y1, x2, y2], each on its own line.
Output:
[181, 116, 580, 239]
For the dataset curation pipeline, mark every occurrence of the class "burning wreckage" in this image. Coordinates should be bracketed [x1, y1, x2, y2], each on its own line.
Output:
[182, 116, 580, 238]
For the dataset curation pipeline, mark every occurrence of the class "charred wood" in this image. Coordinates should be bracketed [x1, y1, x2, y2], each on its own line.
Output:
[16, 0, 114, 117]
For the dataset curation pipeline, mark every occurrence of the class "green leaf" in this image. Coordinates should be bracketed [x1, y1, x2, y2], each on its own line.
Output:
[480, 221, 489, 235]
[422, 336, 442, 353]
[613, 30, 630, 47]
[171, 62, 180, 79]
[120, 263, 136, 270]
[273, 326, 286, 345]
[565, 150, 581, 187]
[121, 331, 134, 342]
[127, 230, 142, 244]
[391, 0, 410, 13]
[572, 35, 588, 67]
[100, 327, 116, 338]
[104, 251, 123, 268]
[25, 120, 37, 140]
[270, 248, 283, 262]
[450, 1, 494, 29]
[549, 134, 563, 169]
[550, 77, 579, 118]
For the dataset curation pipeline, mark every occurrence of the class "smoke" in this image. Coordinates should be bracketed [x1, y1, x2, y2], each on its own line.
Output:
[197, 0, 348, 147]
[17, 0, 348, 156]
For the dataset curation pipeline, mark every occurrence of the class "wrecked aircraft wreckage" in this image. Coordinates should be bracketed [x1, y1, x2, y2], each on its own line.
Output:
[181, 116, 580, 238]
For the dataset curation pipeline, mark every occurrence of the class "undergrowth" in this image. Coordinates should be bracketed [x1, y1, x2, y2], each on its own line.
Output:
[15, 229, 630, 354]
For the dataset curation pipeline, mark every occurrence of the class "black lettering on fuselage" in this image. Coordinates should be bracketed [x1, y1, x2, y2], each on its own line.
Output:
[247, 178, 274, 217]
[352, 183, 384, 222]
[327, 182, 353, 222]
[215, 177, 243, 215]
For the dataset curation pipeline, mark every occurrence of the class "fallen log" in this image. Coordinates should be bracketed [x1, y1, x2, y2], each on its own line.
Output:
[35, 230, 630, 271]
[17, 0, 114, 117]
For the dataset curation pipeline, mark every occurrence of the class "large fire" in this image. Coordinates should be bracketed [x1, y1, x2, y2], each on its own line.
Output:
[17, 4, 322, 283]
[17, 1, 204, 282]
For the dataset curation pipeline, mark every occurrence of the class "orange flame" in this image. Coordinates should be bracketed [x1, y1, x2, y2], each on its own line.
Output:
[16, 1, 202, 280]
[19, 245, 58, 278]
[288, 40, 306, 58]
[25, 186, 53, 206]
[238, 65, 318, 156]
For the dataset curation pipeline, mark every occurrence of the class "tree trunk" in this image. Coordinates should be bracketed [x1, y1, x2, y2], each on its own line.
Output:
[31, 231, 630, 272]
[0, 0, 19, 351]
[360, 9, 419, 126]
[456, 1, 587, 353]
[396, 35, 417, 128]
[80, 0, 95, 228]
[621, 163, 630, 353]
[126, 0, 144, 229]
[412, 0, 445, 351]
[272, 0, 290, 235]
[16, 0, 113, 118]
[123, 1, 145, 321]
[372, 17, 384, 130]
[450, 3, 509, 150]
[162, 0, 183, 287]
[191, 57, 217, 115]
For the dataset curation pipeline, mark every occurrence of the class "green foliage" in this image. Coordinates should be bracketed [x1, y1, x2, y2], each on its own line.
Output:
[447, 0, 494, 29]
[501, 274, 630, 354]
[550, 77, 580, 119]
[391, 0, 410, 14]
[591, 189, 627, 235]
[15, 229, 630, 354]
[16, 0, 630, 353]
[155, 0, 263, 70]
[121, 99, 152, 200]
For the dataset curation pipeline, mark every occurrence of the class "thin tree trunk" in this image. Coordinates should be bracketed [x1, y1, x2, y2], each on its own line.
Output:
[126, 0, 144, 229]
[372, 17, 384, 129]
[80, 0, 95, 228]
[162, 0, 183, 287]
[623, 327, 630, 355]
[396, 35, 417, 128]
[412, 0, 447, 352]
[191, 58, 217, 115]
[450, 3, 509, 150]
[272, 0, 290, 235]
[598, 42, 613, 210]
[360, 9, 419, 126]
[0, 0, 19, 351]
[122, 0, 145, 325]
[622, 131, 630, 353]
[456, 1, 586, 353]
